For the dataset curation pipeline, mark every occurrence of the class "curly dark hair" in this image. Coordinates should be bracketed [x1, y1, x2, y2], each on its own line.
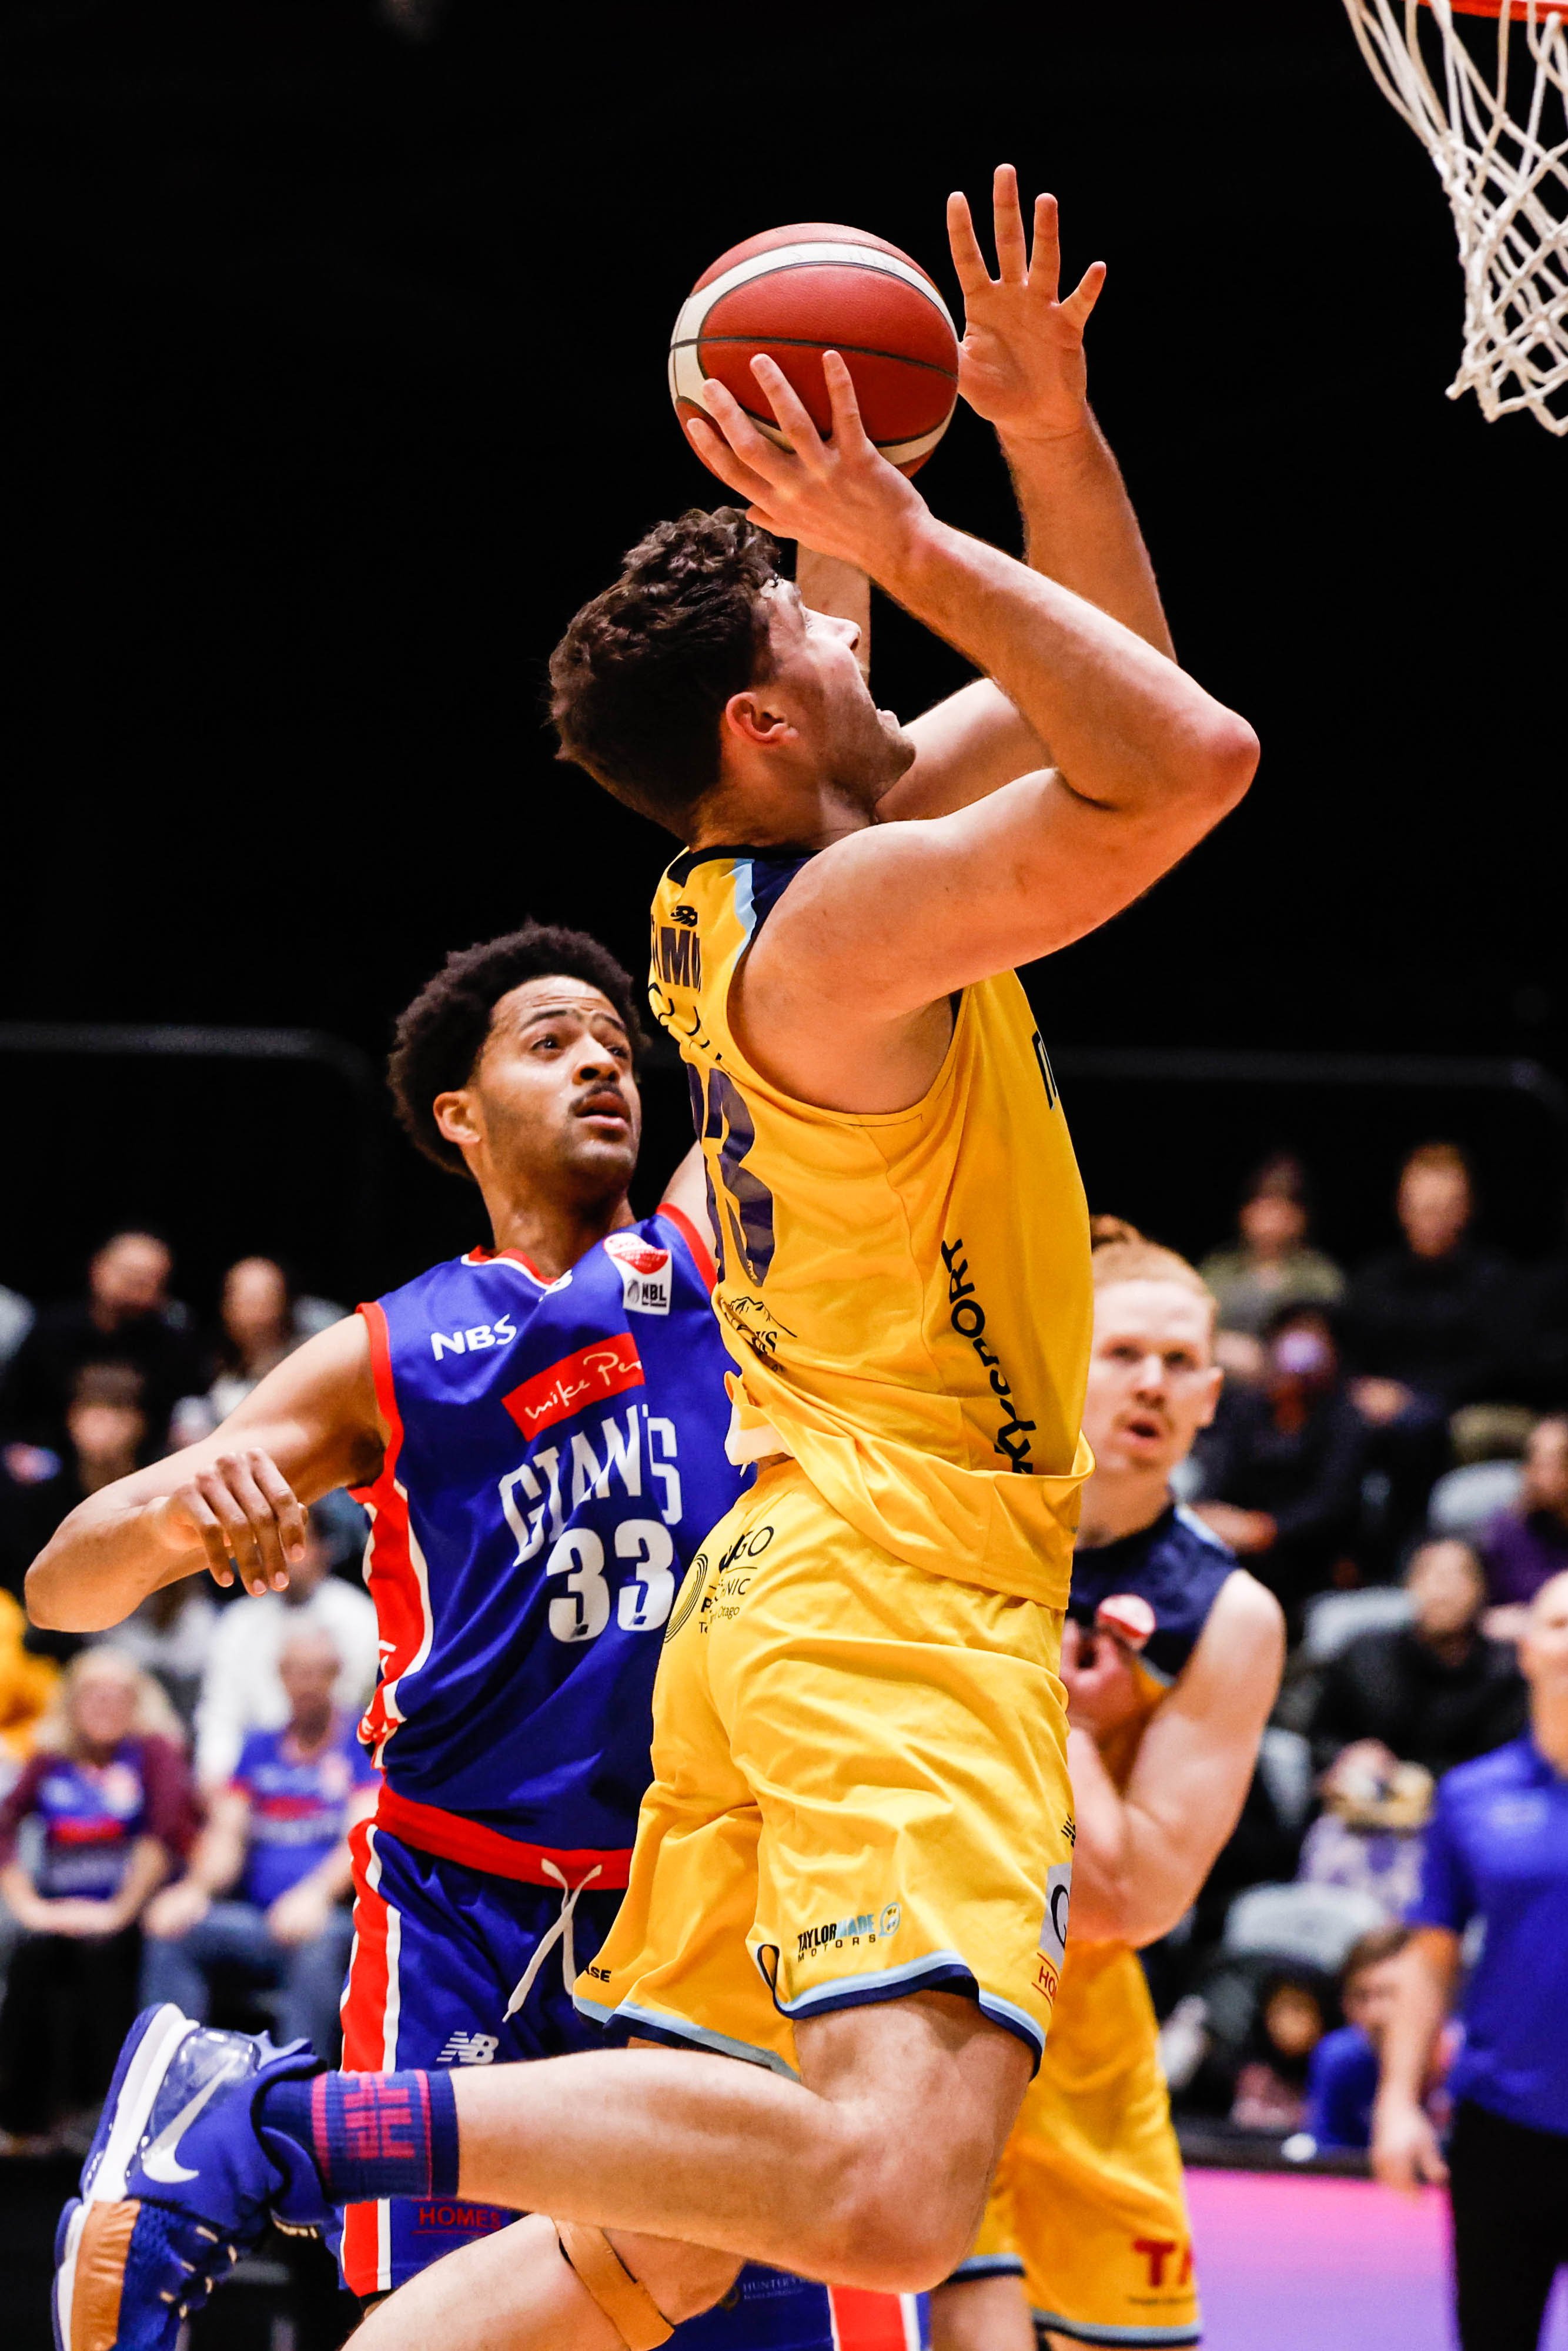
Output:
[388, 923, 648, 1180]
[549, 507, 780, 831]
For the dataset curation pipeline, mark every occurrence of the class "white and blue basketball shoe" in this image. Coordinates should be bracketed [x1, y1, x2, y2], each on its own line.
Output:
[54, 2004, 325, 2351]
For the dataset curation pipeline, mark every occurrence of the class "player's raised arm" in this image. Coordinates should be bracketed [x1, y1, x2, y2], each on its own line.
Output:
[881, 168, 1175, 821]
[688, 352, 1255, 1056]
[25, 1315, 386, 1634]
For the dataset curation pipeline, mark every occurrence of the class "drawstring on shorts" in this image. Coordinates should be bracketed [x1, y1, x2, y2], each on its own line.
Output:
[504, 1858, 604, 2020]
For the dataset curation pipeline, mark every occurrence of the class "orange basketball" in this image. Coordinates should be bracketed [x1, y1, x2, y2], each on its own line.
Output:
[668, 223, 959, 478]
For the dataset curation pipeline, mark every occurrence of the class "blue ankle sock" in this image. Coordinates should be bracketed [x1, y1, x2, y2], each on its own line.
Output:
[260, 2070, 460, 2204]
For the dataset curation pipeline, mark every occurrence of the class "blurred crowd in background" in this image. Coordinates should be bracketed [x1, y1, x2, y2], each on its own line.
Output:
[0, 1136, 1565, 2162]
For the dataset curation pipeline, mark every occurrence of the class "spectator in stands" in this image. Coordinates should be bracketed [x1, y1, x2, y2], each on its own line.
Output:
[0, 1280, 32, 1378]
[1306, 1537, 1526, 1782]
[1201, 1153, 1346, 1342]
[1296, 1743, 1432, 1917]
[1303, 1925, 1418, 2152]
[141, 1624, 375, 2062]
[105, 1577, 218, 1735]
[193, 1506, 376, 1787]
[0, 1589, 57, 1788]
[0, 1649, 190, 2152]
[0, 1231, 200, 1454]
[1229, 1965, 1333, 2133]
[1478, 1413, 1568, 1621]
[1192, 1302, 1367, 1623]
[0, 1363, 149, 1610]
[1345, 1144, 1516, 1425]
[1373, 1571, 1568, 2351]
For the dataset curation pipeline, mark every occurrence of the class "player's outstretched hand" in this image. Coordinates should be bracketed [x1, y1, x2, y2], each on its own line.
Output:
[147, 1447, 309, 1596]
[948, 164, 1106, 443]
[686, 353, 927, 577]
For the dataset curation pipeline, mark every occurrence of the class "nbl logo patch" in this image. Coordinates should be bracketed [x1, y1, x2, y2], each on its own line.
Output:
[604, 1230, 672, 1316]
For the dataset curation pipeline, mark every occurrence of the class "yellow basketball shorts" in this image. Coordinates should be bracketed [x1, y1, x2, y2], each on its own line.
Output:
[953, 1941, 1199, 2346]
[574, 1459, 1074, 2076]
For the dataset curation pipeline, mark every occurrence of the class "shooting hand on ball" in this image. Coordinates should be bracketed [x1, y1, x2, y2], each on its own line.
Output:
[947, 165, 1106, 443]
[686, 353, 926, 578]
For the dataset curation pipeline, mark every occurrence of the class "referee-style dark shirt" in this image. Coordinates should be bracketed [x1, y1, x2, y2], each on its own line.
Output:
[1409, 1734, 1568, 2136]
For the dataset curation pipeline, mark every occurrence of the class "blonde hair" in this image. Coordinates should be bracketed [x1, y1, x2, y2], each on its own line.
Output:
[1090, 1215, 1215, 1311]
[33, 1644, 185, 1758]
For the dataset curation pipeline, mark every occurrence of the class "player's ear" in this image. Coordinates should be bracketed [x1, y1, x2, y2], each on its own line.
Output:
[723, 688, 799, 752]
[433, 1088, 483, 1153]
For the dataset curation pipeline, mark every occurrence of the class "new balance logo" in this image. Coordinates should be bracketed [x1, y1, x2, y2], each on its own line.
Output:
[436, 2032, 499, 2066]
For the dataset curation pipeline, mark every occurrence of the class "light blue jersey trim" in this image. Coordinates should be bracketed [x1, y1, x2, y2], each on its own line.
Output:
[765, 1949, 1047, 2065]
[733, 858, 756, 942]
[572, 1991, 797, 2079]
[1031, 2313, 1201, 2347]
[1175, 1502, 1229, 1553]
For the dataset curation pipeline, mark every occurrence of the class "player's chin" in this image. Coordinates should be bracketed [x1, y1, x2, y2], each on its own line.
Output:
[567, 1122, 639, 1180]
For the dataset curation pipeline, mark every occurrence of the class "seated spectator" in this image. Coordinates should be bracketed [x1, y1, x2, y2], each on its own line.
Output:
[193, 1507, 377, 1787]
[0, 1589, 58, 1789]
[1479, 1413, 1568, 1626]
[1229, 1965, 1334, 2133]
[0, 1649, 190, 2152]
[1201, 1153, 1346, 1342]
[0, 1231, 200, 1454]
[1297, 1745, 1432, 1917]
[1192, 1303, 1368, 1623]
[1306, 1537, 1526, 1781]
[169, 1256, 337, 1447]
[0, 1365, 151, 1634]
[0, 1280, 32, 1379]
[105, 1577, 219, 1735]
[1344, 1144, 1516, 1427]
[1302, 1924, 1435, 2152]
[141, 1626, 375, 2061]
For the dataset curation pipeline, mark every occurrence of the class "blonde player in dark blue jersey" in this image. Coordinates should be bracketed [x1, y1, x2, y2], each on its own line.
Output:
[932, 1223, 1283, 2351]
[54, 169, 1258, 2351]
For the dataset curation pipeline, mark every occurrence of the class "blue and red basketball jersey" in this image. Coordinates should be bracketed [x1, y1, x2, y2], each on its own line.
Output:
[232, 1716, 376, 1909]
[350, 1210, 744, 1874]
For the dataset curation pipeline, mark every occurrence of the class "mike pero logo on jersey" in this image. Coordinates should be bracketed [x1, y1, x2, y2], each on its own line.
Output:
[1034, 1861, 1072, 2006]
[603, 1230, 672, 1316]
[502, 1334, 645, 1438]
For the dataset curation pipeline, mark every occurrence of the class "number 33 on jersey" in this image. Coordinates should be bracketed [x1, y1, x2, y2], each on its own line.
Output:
[350, 1213, 747, 1860]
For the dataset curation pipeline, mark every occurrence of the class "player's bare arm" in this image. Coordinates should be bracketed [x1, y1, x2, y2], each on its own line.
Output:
[25, 1315, 386, 1634]
[884, 166, 1175, 822]
[688, 350, 1255, 1111]
[1062, 1569, 1285, 1947]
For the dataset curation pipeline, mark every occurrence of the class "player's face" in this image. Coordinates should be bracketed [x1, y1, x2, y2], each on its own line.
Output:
[763, 584, 915, 809]
[446, 978, 641, 1202]
[1083, 1280, 1223, 1479]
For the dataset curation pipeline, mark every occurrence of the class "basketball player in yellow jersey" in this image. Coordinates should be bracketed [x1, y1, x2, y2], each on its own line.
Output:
[77, 174, 1256, 2351]
[931, 1226, 1283, 2351]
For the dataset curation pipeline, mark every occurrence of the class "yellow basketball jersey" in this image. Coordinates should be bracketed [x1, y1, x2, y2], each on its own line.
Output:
[648, 843, 1093, 1606]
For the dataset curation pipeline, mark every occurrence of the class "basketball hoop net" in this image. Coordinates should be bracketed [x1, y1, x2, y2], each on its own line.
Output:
[1342, 0, 1568, 433]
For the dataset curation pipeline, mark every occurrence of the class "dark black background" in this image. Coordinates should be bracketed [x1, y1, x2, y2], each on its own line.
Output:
[3, 0, 1563, 1310]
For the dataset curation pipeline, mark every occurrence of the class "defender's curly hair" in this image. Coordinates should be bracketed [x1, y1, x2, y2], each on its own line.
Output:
[549, 507, 781, 830]
[389, 924, 648, 1180]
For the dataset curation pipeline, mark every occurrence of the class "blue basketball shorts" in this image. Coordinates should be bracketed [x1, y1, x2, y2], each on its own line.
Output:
[336, 1819, 927, 2351]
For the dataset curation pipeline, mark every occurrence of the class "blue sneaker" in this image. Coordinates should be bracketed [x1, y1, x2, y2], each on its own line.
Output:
[54, 2003, 327, 2351]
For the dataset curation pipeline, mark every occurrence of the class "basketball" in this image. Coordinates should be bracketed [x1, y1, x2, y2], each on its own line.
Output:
[668, 223, 960, 477]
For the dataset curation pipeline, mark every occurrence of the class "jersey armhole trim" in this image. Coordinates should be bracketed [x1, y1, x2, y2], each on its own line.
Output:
[352, 1300, 404, 1503]
[658, 1203, 717, 1295]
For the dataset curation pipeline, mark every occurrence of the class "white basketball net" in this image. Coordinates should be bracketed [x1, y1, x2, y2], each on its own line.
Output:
[1343, 0, 1568, 432]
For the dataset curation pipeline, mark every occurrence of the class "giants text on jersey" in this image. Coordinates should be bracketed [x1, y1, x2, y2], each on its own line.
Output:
[350, 1212, 744, 1866]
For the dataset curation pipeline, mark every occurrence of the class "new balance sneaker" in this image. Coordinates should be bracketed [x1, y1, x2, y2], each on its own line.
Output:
[54, 2003, 326, 2351]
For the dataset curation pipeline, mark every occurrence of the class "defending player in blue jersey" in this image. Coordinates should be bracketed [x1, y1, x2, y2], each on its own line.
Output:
[28, 922, 923, 2351]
